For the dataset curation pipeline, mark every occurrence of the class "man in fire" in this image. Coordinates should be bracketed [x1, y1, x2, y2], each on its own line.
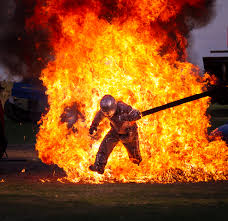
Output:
[89, 95, 142, 174]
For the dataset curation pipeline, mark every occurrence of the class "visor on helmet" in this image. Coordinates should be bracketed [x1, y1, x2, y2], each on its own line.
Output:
[100, 95, 117, 118]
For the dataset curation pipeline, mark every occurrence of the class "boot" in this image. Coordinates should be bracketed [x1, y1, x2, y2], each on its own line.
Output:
[131, 157, 142, 166]
[89, 164, 105, 174]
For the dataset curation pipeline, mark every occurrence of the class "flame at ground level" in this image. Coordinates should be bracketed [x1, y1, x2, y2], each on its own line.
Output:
[34, 9, 227, 184]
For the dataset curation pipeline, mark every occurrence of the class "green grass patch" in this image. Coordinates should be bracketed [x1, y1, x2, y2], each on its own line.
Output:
[4, 116, 38, 144]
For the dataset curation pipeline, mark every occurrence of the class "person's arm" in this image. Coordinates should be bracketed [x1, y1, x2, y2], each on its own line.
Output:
[120, 108, 141, 121]
[119, 102, 141, 122]
[89, 110, 105, 135]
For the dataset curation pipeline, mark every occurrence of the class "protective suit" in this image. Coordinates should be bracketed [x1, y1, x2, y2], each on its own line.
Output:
[89, 95, 142, 174]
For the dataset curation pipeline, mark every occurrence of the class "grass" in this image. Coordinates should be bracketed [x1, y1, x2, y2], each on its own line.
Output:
[4, 116, 38, 144]
[0, 181, 227, 220]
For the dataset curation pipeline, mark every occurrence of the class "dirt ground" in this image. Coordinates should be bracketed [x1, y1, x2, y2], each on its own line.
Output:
[0, 144, 66, 181]
[0, 144, 228, 221]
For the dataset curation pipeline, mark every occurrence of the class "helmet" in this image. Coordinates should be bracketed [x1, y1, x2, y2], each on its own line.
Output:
[100, 95, 117, 117]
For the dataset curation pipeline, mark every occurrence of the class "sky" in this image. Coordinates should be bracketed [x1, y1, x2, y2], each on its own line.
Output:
[187, 0, 228, 69]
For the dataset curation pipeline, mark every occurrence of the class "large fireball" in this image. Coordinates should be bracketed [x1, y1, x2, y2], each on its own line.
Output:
[28, 0, 227, 183]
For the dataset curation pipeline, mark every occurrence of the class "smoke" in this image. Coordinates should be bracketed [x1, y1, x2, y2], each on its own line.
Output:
[0, 65, 22, 82]
[0, 0, 23, 81]
[0, 0, 217, 82]
[99, 0, 217, 60]
[0, 0, 41, 82]
[157, 0, 217, 60]
[183, 0, 217, 30]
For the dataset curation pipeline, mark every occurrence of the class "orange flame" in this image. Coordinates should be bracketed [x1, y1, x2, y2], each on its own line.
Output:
[21, 169, 26, 173]
[39, 178, 52, 183]
[28, 0, 227, 183]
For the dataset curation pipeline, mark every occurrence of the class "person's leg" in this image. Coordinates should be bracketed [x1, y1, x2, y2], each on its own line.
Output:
[122, 131, 142, 165]
[89, 129, 119, 174]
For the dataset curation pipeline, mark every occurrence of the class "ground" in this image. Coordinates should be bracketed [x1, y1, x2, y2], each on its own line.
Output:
[0, 144, 228, 221]
[0, 95, 228, 221]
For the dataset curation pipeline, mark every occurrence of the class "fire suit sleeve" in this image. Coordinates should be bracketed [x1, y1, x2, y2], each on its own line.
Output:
[118, 102, 141, 121]
[91, 110, 105, 127]
[120, 108, 141, 121]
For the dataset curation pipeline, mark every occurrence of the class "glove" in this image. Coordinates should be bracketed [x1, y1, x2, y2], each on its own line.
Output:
[132, 110, 141, 121]
[119, 110, 141, 122]
[89, 125, 97, 135]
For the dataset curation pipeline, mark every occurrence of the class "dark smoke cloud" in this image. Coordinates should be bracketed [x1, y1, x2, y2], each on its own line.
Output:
[0, 0, 217, 82]
[156, 0, 217, 60]
[0, 0, 45, 82]
[184, 0, 217, 30]
[0, 0, 20, 81]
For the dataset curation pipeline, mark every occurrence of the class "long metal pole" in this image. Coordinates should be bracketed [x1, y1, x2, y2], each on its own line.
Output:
[141, 87, 222, 117]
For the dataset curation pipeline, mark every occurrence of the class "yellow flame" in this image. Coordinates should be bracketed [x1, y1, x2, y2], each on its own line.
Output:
[28, 2, 228, 184]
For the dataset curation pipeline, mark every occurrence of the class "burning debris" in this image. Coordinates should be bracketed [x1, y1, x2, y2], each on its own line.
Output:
[21, 168, 26, 173]
[21, 0, 228, 184]
[60, 102, 85, 133]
